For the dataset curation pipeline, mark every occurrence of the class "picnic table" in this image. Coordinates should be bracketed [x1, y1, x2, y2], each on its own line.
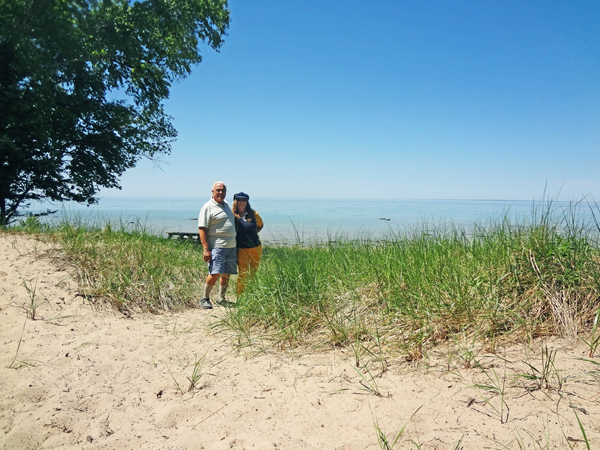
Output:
[166, 232, 200, 243]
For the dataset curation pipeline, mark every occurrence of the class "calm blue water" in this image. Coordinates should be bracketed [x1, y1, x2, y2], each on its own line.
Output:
[26, 197, 596, 244]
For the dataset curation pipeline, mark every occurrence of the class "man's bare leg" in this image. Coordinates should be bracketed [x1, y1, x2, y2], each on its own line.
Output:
[201, 273, 221, 308]
[218, 274, 230, 301]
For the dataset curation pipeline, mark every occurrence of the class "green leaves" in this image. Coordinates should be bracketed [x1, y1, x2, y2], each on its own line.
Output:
[0, 0, 230, 225]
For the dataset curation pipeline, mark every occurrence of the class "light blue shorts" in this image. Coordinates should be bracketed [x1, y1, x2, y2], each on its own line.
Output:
[208, 247, 238, 275]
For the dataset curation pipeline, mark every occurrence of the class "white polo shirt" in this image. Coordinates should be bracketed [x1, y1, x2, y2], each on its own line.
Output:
[198, 199, 236, 249]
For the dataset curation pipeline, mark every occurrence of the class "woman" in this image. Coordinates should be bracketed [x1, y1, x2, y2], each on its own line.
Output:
[232, 192, 264, 294]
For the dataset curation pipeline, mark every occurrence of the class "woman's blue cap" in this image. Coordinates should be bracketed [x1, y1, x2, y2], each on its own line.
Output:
[234, 192, 249, 201]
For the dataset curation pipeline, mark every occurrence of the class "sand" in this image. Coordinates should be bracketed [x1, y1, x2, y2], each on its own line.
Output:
[1, 232, 599, 449]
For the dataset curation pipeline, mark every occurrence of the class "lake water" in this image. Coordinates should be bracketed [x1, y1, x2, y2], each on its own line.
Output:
[26, 197, 596, 244]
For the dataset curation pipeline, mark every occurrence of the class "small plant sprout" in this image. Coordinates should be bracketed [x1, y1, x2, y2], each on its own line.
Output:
[370, 326, 389, 374]
[167, 353, 207, 395]
[566, 409, 591, 450]
[21, 276, 47, 320]
[520, 343, 559, 391]
[350, 331, 366, 368]
[353, 365, 385, 397]
[372, 412, 408, 450]
[455, 335, 482, 370]
[574, 410, 592, 450]
[167, 356, 185, 395]
[187, 353, 206, 392]
[470, 362, 510, 424]
[451, 436, 464, 450]
[580, 308, 600, 358]
[8, 319, 27, 369]
[372, 400, 431, 450]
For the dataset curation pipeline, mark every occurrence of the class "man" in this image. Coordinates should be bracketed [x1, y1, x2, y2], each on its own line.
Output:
[198, 181, 237, 309]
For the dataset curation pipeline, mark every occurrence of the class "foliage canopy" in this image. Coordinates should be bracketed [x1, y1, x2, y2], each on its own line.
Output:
[0, 0, 230, 225]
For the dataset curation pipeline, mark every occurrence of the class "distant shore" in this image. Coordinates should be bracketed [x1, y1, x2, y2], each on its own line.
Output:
[22, 196, 586, 244]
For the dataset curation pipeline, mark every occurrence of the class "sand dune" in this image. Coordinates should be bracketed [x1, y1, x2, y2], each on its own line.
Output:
[1, 233, 598, 449]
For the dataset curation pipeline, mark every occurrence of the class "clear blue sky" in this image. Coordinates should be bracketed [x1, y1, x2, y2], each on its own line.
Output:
[101, 0, 599, 201]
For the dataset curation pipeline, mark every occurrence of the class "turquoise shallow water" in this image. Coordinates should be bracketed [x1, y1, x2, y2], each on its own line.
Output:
[27, 197, 594, 244]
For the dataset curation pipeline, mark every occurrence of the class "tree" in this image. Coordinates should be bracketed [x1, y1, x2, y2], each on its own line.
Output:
[0, 0, 230, 225]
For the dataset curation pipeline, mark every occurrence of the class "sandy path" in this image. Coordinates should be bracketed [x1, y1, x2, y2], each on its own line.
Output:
[1, 232, 599, 449]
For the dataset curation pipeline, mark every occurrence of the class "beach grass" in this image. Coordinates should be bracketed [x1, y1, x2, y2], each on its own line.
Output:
[7, 200, 600, 355]
[221, 199, 600, 353]
[10, 217, 207, 314]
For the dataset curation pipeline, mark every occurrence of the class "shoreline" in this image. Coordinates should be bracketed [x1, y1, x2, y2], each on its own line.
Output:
[18, 197, 586, 244]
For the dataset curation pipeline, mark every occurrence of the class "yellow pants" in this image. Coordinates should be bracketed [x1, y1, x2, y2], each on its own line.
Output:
[237, 246, 263, 294]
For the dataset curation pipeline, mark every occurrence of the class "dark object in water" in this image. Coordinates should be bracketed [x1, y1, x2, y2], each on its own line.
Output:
[379, 218, 391, 221]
